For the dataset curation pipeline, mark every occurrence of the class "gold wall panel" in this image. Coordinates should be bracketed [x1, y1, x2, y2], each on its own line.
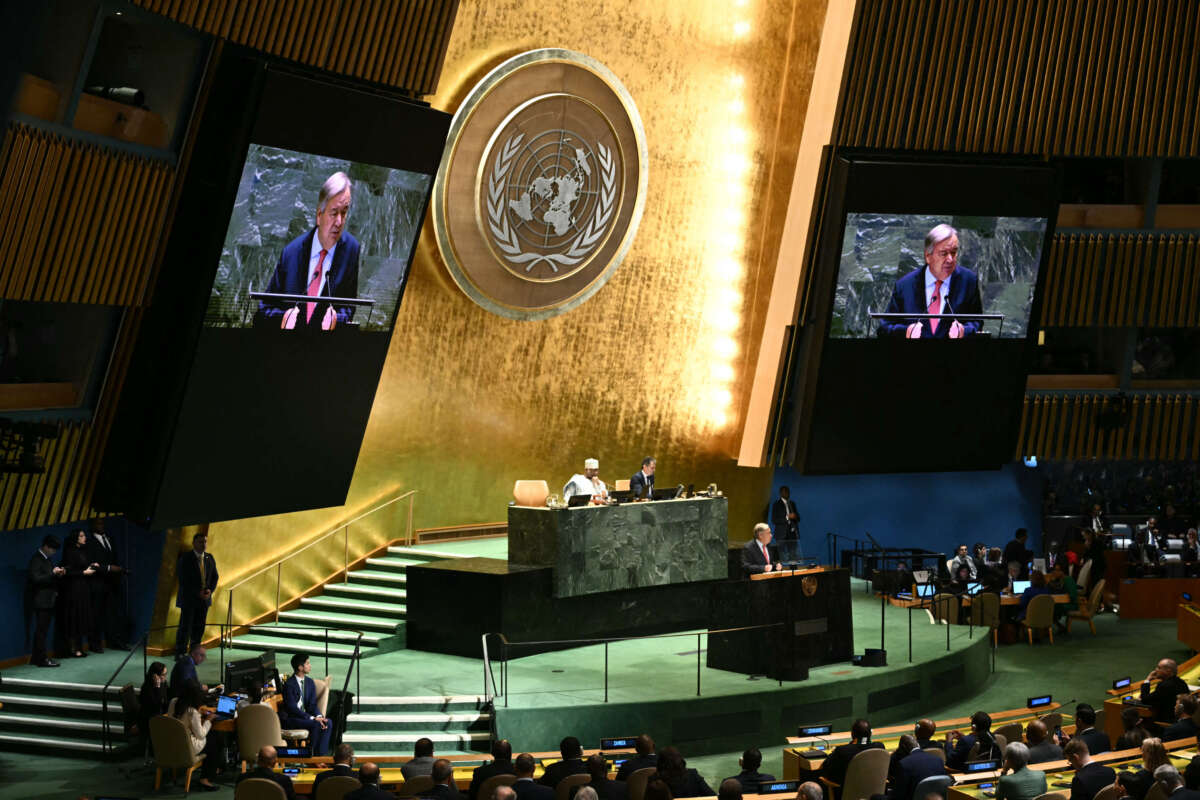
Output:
[838, 0, 1200, 156]
[183, 0, 833, 611]
[1016, 393, 1200, 461]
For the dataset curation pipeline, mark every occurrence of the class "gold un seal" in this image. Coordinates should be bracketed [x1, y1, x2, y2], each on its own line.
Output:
[432, 49, 648, 320]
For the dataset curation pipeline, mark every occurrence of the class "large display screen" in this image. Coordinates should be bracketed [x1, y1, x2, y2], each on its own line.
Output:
[831, 214, 1048, 339]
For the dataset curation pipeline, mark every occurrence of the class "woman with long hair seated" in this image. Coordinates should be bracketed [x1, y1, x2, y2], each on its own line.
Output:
[1117, 737, 1170, 800]
[138, 661, 169, 739]
[167, 682, 221, 791]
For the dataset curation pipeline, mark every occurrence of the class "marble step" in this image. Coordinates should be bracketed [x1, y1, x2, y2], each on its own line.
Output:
[324, 583, 408, 601]
[277, 609, 402, 633]
[344, 711, 492, 731]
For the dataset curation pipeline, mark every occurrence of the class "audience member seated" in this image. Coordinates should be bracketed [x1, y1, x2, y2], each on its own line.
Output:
[724, 747, 774, 793]
[1129, 530, 1162, 576]
[798, 782, 823, 800]
[890, 734, 946, 800]
[138, 661, 169, 738]
[572, 754, 628, 800]
[821, 718, 885, 798]
[1154, 764, 1200, 800]
[236, 683, 267, 710]
[888, 733, 918, 789]
[980, 549, 1008, 594]
[951, 545, 978, 580]
[236, 745, 297, 800]
[1025, 720, 1062, 764]
[995, 742, 1045, 800]
[1066, 704, 1111, 755]
[514, 753, 555, 800]
[643, 780, 673, 800]
[1117, 738, 1170, 800]
[616, 735, 658, 781]
[651, 746, 714, 799]
[1065, 739, 1115, 800]
[167, 682, 221, 792]
[347, 762, 394, 800]
[718, 779, 743, 800]
[540, 736, 588, 789]
[404, 737, 437, 780]
[1116, 707, 1151, 750]
[470, 739, 515, 800]
[1142, 658, 1190, 726]
[281, 652, 332, 757]
[947, 711, 1001, 769]
[497, 787, 518, 800]
[576, 786, 600, 800]
[314, 743, 357, 797]
[1164, 695, 1200, 741]
[1048, 566, 1079, 631]
[914, 719, 938, 750]
[421, 758, 467, 800]
[170, 644, 208, 699]
[1017, 571, 1051, 622]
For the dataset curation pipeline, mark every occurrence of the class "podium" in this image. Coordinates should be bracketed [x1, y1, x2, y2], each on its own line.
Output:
[706, 566, 853, 680]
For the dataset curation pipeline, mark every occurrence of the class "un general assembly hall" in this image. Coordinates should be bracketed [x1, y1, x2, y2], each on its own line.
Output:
[2, 1, 1200, 798]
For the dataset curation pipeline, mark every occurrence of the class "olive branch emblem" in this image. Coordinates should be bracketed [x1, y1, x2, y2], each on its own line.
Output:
[486, 132, 617, 272]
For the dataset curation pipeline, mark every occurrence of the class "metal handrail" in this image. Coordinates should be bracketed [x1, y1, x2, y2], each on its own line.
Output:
[222, 489, 416, 643]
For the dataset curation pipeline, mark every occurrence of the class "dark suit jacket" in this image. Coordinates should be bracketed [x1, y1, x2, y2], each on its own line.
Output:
[877, 266, 983, 338]
[1075, 727, 1111, 754]
[1070, 762, 1116, 800]
[514, 777, 556, 800]
[282, 674, 321, 721]
[175, 550, 218, 609]
[346, 783, 398, 800]
[421, 782, 467, 800]
[770, 498, 798, 539]
[469, 759, 515, 800]
[892, 750, 946, 800]
[615, 754, 657, 781]
[26, 550, 58, 610]
[169, 657, 200, 697]
[655, 770, 714, 799]
[629, 471, 655, 499]
[724, 770, 775, 793]
[741, 539, 777, 576]
[237, 765, 297, 800]
[1142, 676, 1190, 722]
[947, 734, 999, 769]
[820, 742, 885, 791]
[570, 778, 629, 800]
[1164, 717, 1200, 741]
[87, 533, 121, 587]
[1003, 540, 1033, 578]
[1170, 787, 1200, 800]
[313, 762, 356, 795]
[260, 228, 360, 326]
[1117, 768, 1154, 800]
[539, 759, 587, 788]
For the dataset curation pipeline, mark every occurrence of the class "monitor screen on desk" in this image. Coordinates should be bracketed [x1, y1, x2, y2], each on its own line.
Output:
[967, 581, 981, 594]
[1012, 580, 1031, 594]
[916, 583, 935, 598]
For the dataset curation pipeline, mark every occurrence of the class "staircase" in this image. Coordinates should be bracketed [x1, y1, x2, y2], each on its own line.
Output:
[0, 677, 128, 754]
[229, 546, 466, 659]
[342, 695, 492, 758]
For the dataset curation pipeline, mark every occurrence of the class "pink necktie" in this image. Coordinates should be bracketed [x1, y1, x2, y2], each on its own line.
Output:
[761, 543, 770, 563]
[307, 249, 328, 323]
[928, 279, 943, 333]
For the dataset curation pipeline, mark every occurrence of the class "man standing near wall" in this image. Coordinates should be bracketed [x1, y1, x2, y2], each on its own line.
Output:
[25, 535, 64, 667]
[175, 532, 218, 655]
[770, 486, 800, 563]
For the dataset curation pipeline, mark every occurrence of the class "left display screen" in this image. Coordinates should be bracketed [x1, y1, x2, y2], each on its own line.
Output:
[205, 144, 432, 333]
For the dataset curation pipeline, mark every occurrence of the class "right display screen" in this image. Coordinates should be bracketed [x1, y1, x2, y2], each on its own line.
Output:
[831, 213, 1048, 340]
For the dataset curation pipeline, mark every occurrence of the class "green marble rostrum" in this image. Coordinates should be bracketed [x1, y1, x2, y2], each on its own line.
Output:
[507, 497, 729, 598]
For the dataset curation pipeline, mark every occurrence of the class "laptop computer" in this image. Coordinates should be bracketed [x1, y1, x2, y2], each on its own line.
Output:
[213, 694, 238, 720]
[1012, 580, 1031, 594]
[567, 493, 592, 507]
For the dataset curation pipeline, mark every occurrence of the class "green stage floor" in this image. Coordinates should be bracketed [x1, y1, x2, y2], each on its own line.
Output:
[0, 540, 1188, 799]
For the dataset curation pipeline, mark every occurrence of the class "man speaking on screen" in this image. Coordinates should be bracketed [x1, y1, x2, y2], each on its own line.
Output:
[260, 171, 360, 331]
[877, 223, 984, 339]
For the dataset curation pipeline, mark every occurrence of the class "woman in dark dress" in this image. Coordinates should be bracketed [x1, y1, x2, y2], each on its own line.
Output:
[60, 529, 97, 657]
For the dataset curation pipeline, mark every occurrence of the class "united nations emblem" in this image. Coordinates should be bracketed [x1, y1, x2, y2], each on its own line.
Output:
[433, 49, 648, 319]
[802, 576, 819, 597]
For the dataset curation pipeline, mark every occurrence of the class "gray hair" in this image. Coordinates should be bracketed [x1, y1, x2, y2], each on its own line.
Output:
[797, 782, 823, 800]
[1004, 741, 1029, 770]
[924, 224, 958, 255]
[753, 522, 771, 536]
[493, 787, 517, 800]
[318, 171, 352, 212]
[575, 788, 599, 800]
[1155, 765, 1183, 790]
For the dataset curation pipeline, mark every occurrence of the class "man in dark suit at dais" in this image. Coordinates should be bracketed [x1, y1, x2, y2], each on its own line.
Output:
[877, 223, 984, 340]
[259, 170, 360, 331]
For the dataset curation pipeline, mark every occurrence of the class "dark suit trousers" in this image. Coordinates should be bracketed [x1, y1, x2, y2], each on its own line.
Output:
[281, 716, 331, 755]
[31, 609, 52, 663]
[176, 603, 209, 653]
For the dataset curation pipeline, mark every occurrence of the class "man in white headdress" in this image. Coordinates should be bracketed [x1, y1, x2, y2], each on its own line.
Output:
[564, 458, 607, 504]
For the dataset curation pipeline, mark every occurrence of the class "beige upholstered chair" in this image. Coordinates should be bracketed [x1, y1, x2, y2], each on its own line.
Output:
[931, 593, 959, 625]
[921, 747, 947, 763]
[237, 703, 287, 771]
[823, 746, 890, 800]
[1021, 594, 1056, 644]
[479, 774, 517, 800]
[1037, 712, 1062, 732]
[316, 775, 363, 800]
[615, 479, 631, 492]
[1093, 785, 1124, 800]
[1032, 793, 1067, 800]
[913, 775, 954, 800]
[970, 593, 1002, 645]
[1146, 783, 1168, 800]
[627, 766, 657, 800]
[148, 715, 206, 792]
[1067, 579, 1106, 634]
[398, 775, 436, 797]
[235, 776, 288, 800]
[556, 773, 592, 800]
[994, 722, 1023, 745]
[276, 672, 330, 745]
[1076, 559, 1094, 593]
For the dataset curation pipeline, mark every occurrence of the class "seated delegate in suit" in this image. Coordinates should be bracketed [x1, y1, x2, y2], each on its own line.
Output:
[259, 171, 360, 331]
[947, 711, 1002, 769]
[742, 524, 783, 576]
[539, 736, 587, 788]
[723, 747, 774, 793]
[346, 762, 394, 800]
[820, 718, 885, 799]
[571, 755, 629, 800]
[170, 644, 209, 699]
[616, 735, 658, 781]
[1025, 720, 1063, 764]
[469, 739, 515, 800]
[313, 743, 357, 797]
[1163, 695, 1200, 741]
[513, 753, 555, 800]
[890, 734, 946, 800]
[1065, 739, 1116, 800]
[995, 742, 1046, 800]
[1153, 765, 1200, 800]
[237, 745, 297, 800]
[651, 747, 714, 799]
[876, 224, 984, 339]
[281, 652, 332, 756]
[1141, 658, 1190, 725]
[629, 457, 656, 499]
[420, 759, 468, 800]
